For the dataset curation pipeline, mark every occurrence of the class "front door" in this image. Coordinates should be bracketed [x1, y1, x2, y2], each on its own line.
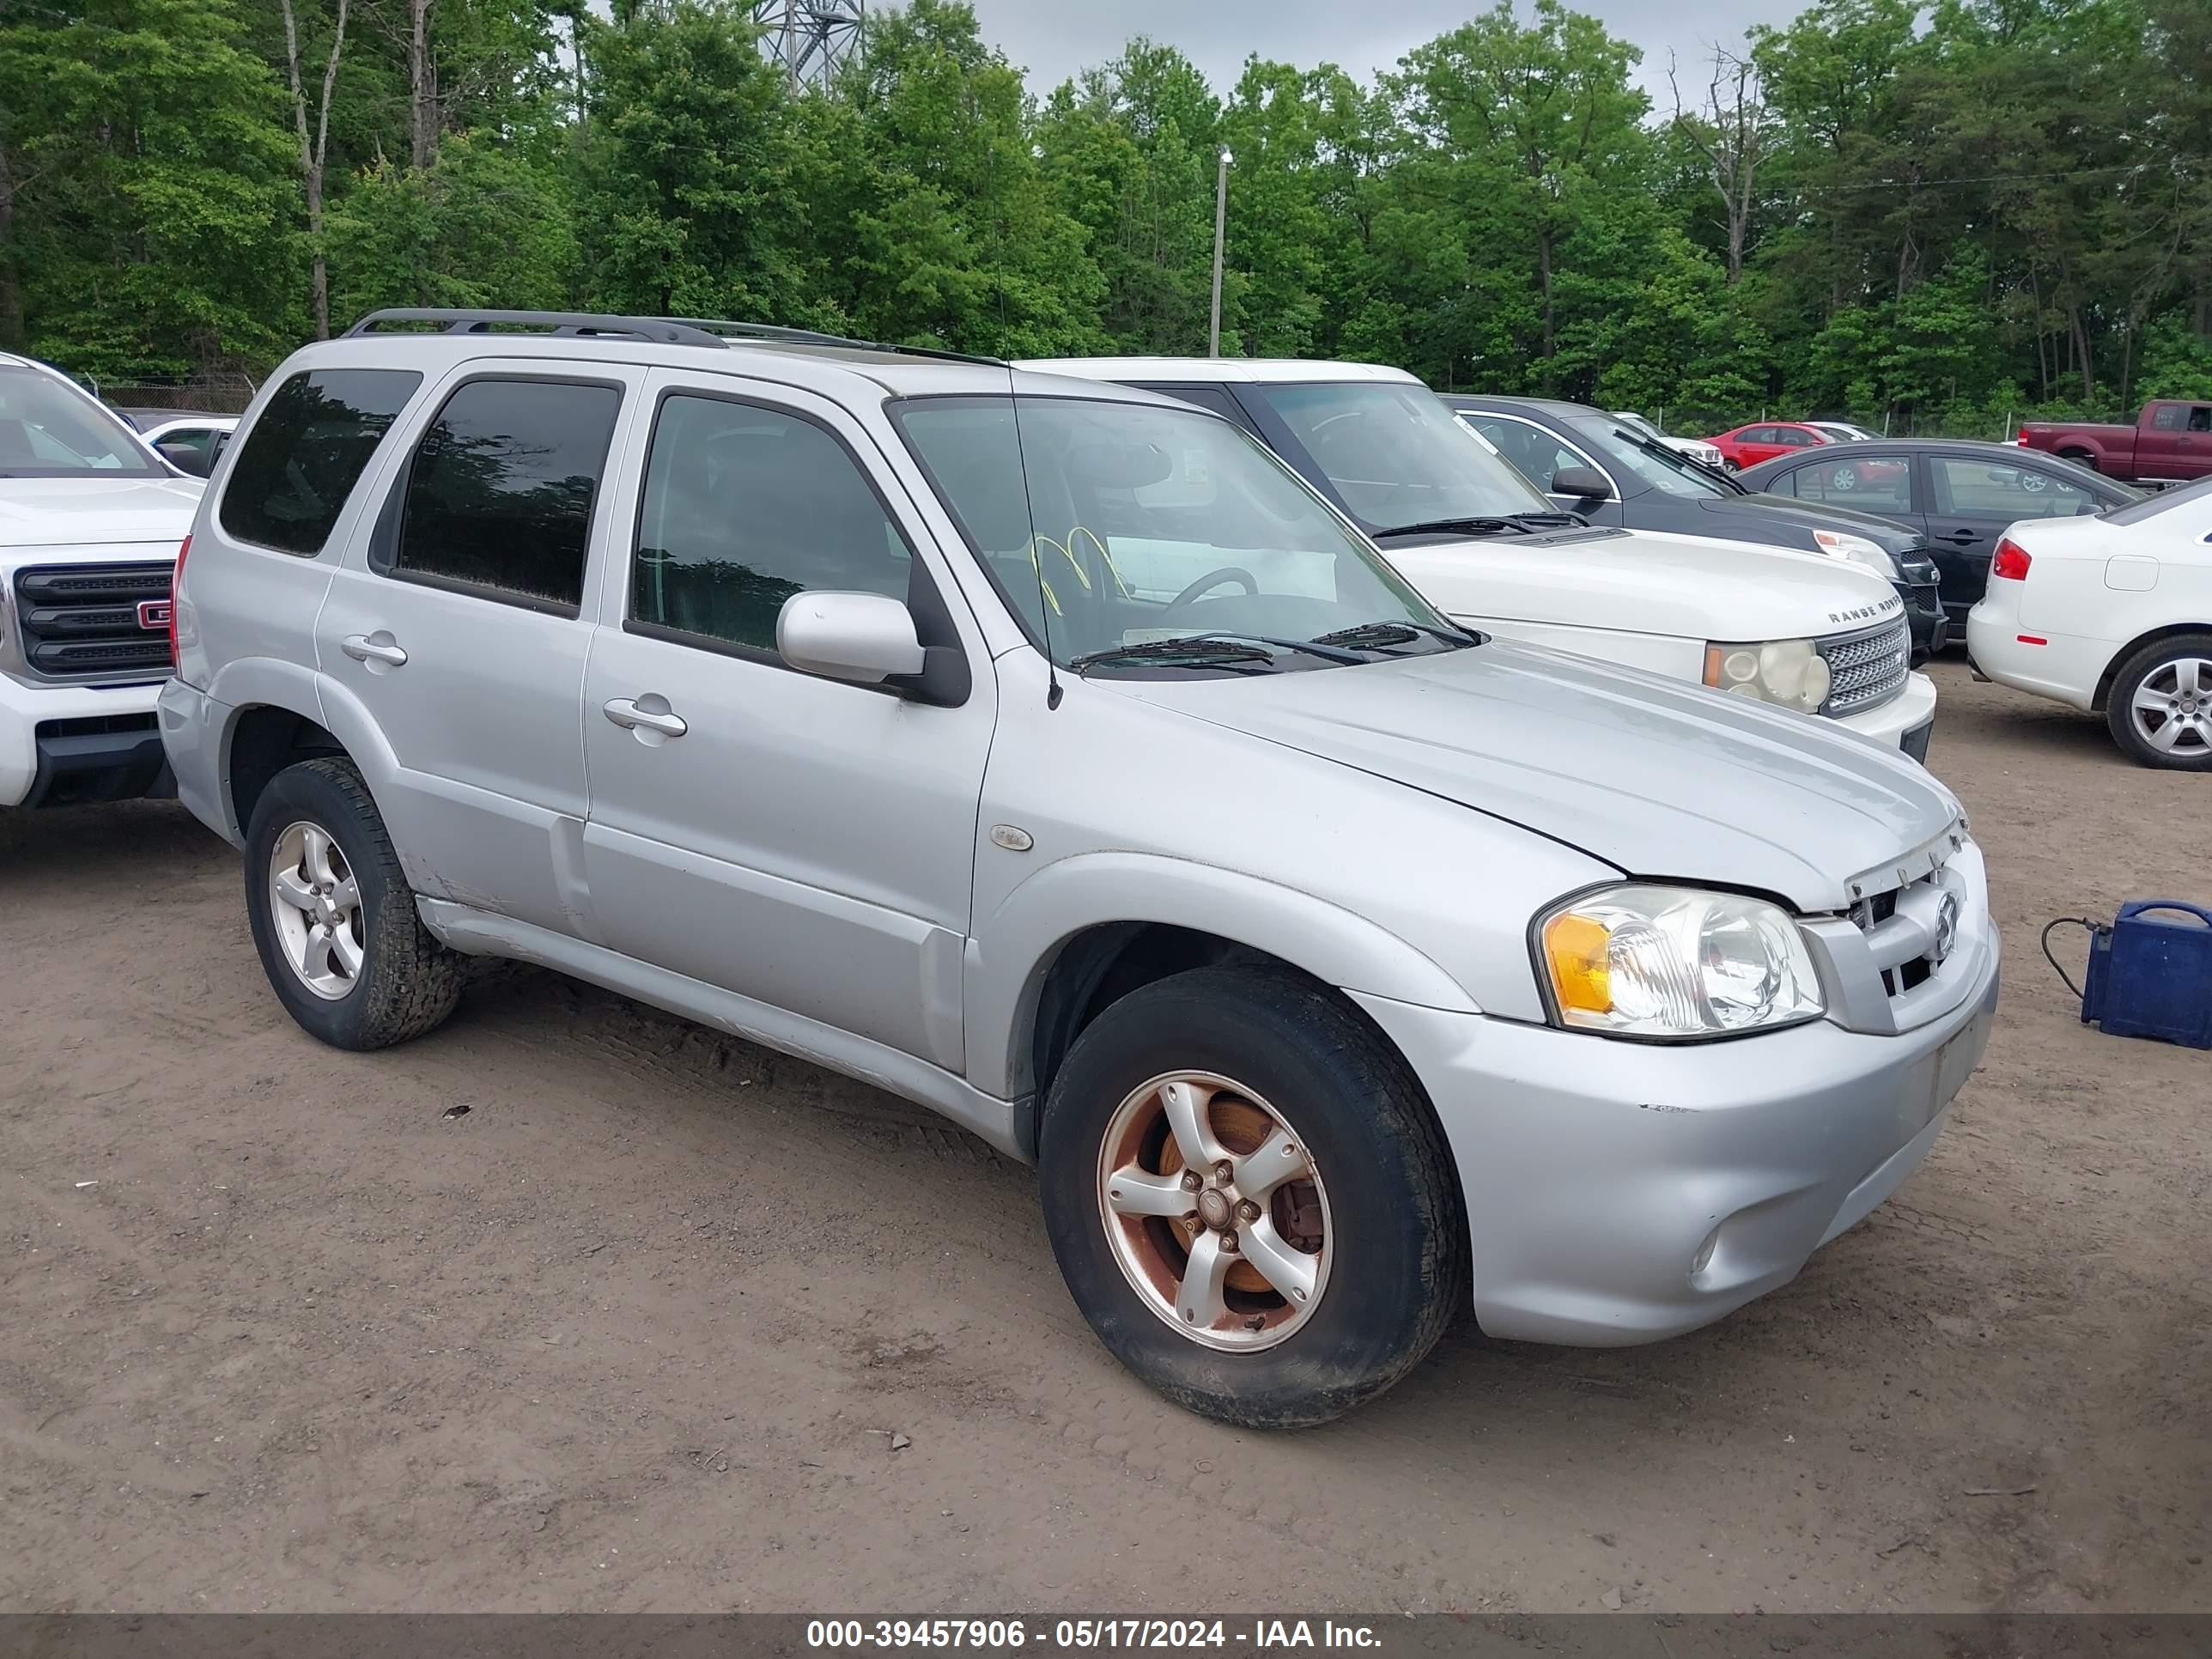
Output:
[317, 363, 638, 933]
[579, 374, 994, 1073]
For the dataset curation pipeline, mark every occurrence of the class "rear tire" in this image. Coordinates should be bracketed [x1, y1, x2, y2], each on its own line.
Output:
[1038, 965, 1466, 1428]
[2106, 634, 2212, 771]
[244, 757, 464, 1048]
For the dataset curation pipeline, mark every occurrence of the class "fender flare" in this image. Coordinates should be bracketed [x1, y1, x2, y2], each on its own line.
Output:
[964, 849, 1480, 1101]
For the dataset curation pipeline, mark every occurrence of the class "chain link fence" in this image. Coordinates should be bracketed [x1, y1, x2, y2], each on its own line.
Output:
[76, 374, 260, 416]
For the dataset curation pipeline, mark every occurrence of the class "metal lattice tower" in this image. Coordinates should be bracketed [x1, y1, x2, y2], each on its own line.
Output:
[752, 0, 863, 92]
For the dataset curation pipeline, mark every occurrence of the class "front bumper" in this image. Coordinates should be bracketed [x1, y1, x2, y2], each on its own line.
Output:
[1832, 668, 1937, 751]
[1350, 921, 2000, 1346]
[0, 675, 169, 808]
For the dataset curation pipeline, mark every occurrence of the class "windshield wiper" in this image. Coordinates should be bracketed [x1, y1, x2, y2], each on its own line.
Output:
[1067, 637, 1280, 672]
[1311, 620, 1479, 651]
[1370, 515, 1527, 540]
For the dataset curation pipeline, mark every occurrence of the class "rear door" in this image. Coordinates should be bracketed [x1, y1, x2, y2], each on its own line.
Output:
[577, 371, 994, 1072]
[316, 361, 640, 934]
[1916, 452, 2106, 614]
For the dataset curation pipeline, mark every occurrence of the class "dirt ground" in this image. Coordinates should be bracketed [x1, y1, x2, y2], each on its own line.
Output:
[3, 659, 2208, 1615]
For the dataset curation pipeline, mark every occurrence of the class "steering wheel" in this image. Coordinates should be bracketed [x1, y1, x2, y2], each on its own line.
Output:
[1168, 567, 1258, 610]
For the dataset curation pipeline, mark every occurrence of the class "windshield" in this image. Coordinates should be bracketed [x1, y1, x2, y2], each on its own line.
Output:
[2102, 471, 2212, 526]
[1563, 414, 1732, 499]
[1252, 381, 1553, 533]
[891, 394, 1462, 672]
[0, 368, 162, 477]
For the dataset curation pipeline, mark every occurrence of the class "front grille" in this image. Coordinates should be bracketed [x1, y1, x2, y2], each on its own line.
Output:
[10, 562, 176, 682]
[1850, 864, 1957, 1001]
[1818, 616, 1911, 718]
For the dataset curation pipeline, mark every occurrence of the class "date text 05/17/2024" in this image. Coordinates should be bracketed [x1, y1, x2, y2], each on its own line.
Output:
[805, 1620, 1385, 1650]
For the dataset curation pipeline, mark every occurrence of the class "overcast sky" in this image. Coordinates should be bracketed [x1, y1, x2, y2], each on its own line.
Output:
[963, 0, 1802, 104]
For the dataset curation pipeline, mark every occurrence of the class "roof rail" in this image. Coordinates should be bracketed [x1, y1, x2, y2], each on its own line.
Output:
[343, 308, 734, 349]
[661, 317, 1007, 369]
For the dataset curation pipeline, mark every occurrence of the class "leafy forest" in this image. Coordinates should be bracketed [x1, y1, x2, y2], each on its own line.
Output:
[2, 0, 2208, 433]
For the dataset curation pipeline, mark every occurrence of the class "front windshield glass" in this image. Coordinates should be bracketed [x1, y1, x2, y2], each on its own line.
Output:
[0, 368, 161, 477]
[1252, 381, 1553, 532]
[1564, 414, 1731, 499]
[891, 394, 1462, 672]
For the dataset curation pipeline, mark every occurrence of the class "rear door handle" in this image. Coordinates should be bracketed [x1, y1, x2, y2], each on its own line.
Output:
[603, 696, 688, 738]
[340, 632, 409, 667]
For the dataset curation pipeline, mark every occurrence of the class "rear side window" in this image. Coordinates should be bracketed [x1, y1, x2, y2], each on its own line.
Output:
[389, 378, 621, 613]
[221, 369, 422, 554]
[630, 393, 911, 653]
[2152, 404, 2185, 431]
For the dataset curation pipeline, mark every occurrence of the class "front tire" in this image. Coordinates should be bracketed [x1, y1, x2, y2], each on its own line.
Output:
[1038, 966, 1466, 1428]
[2107, 635, 2212, 770]
[244, 757, 464, 1048]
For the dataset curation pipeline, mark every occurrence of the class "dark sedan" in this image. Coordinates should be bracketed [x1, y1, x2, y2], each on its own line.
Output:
[1445, 395, 1950, 659]
[1738, 438, 2139, 620]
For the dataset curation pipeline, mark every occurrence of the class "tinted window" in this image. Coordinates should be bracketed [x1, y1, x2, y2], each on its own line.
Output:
[1775, 453, 1911, 510]
[1463, 416, 1587, 495]
[2153, 404, 2185, 431]
[1775, 427, 1819, 448]
[392, 379, 619, 611]
[2191, 407, 2211, 434]
[631, 395, 911, 653]
[1930, 456, 2100, 520]
[222, 370, 422, 553]
[1762, 468, 1798, 497]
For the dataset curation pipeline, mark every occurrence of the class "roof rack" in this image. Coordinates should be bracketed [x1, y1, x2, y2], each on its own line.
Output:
[343, 308, 735, 348]
[661, 317, 1006, 369]
[340, 307, 1009, 370]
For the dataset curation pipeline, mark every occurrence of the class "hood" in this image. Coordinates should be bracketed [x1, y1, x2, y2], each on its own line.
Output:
[1698, 490, 1919, 555]
[0, 477, 202, 550]
[1383, 525, 1905, 644]
[1109, 639, 1958, 913]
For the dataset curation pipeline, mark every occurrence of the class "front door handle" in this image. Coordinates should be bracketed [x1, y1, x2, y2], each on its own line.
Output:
[341, 632, 409, 668]
[603, 696, 688, 739]
[1940, 530, 1983, 545]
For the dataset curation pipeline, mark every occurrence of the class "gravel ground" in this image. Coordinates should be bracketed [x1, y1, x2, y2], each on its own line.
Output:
[3, 659, 2207, 1614]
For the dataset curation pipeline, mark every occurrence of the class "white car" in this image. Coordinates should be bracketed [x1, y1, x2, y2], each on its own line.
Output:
[1023, 358, 1937, 759]
[0, 353, 202, 807]
[125, 411, 239, 478]
[1611, 410, 1726, 471]
[1966, 475, 2212, 768]
[1809, 422, 1881, 445]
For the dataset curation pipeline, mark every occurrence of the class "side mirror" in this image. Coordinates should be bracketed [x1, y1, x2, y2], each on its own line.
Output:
[156, 441, 213, 477]
[777, 591, 927, 686]
[1552, 465, 1611, 503]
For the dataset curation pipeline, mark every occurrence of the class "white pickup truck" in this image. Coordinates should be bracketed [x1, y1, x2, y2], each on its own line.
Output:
[0, 352, 200, 808]
[1024, 358, 1937, 760]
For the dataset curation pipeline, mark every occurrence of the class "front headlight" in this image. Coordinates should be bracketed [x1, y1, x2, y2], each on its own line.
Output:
[1537, 884, 1826, 1039]
[1811, 529, 1890, 576]
[1703, 636, 1832, 713]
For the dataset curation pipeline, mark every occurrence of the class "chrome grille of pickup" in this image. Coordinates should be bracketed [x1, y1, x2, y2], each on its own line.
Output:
[1818, 617, 1911, 718]
[10, 562, 176, 683]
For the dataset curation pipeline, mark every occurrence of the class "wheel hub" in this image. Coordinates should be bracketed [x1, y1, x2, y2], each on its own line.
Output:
[1196, 1187, 1232, 1230]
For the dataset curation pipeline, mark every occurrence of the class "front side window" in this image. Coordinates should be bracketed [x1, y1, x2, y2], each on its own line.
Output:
[1255, 381, 1553, 533]
[1930, 456, 2100, 520]
[892, 393, 1462, 673]
[0, 367, 163, 478]
[2191, 406, 2211, 434]
[391, 378, 620, 611]
[222, 369, 422, 554]
[1778, 453, 1911, 510]
[631, 394, 913, 653]
[1459, 415, 1589, 496]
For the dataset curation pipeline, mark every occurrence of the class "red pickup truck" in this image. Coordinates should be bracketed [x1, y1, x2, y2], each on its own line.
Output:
[2017, 399, 2212, 483]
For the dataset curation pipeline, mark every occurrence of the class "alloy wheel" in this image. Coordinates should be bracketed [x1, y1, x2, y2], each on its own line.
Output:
[267, 819, 365, 1000]
[1096, 1072, 1332, 1352]
[2131, 657, 2212, 757]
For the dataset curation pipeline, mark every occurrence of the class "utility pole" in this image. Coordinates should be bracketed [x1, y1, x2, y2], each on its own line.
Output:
[1209, 147, 1232, 357]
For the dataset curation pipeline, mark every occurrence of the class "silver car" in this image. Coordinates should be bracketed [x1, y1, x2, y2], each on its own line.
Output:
[161, 311, 1999, 1426]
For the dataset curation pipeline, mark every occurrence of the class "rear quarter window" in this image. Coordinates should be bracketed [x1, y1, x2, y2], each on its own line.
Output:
[220, 369, 423, 555]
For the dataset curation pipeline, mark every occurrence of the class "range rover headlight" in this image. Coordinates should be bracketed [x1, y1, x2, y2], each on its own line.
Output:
[1538, 885, 1826, 1039]
[1703, 636, 1832, 713]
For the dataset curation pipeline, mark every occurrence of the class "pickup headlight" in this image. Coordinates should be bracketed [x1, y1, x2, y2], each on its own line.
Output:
[1537, 884, 1825, 1039]
[1703, 636, 1832, 712]
[1811, 528, 1890, 575]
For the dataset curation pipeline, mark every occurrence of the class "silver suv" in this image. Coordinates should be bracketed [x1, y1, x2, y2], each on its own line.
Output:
[162, 311, 2000, 1426]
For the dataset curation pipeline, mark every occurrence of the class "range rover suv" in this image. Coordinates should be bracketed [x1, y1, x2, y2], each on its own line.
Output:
[0, 353, 199, 809]
[161, 310, 2000, 1426]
